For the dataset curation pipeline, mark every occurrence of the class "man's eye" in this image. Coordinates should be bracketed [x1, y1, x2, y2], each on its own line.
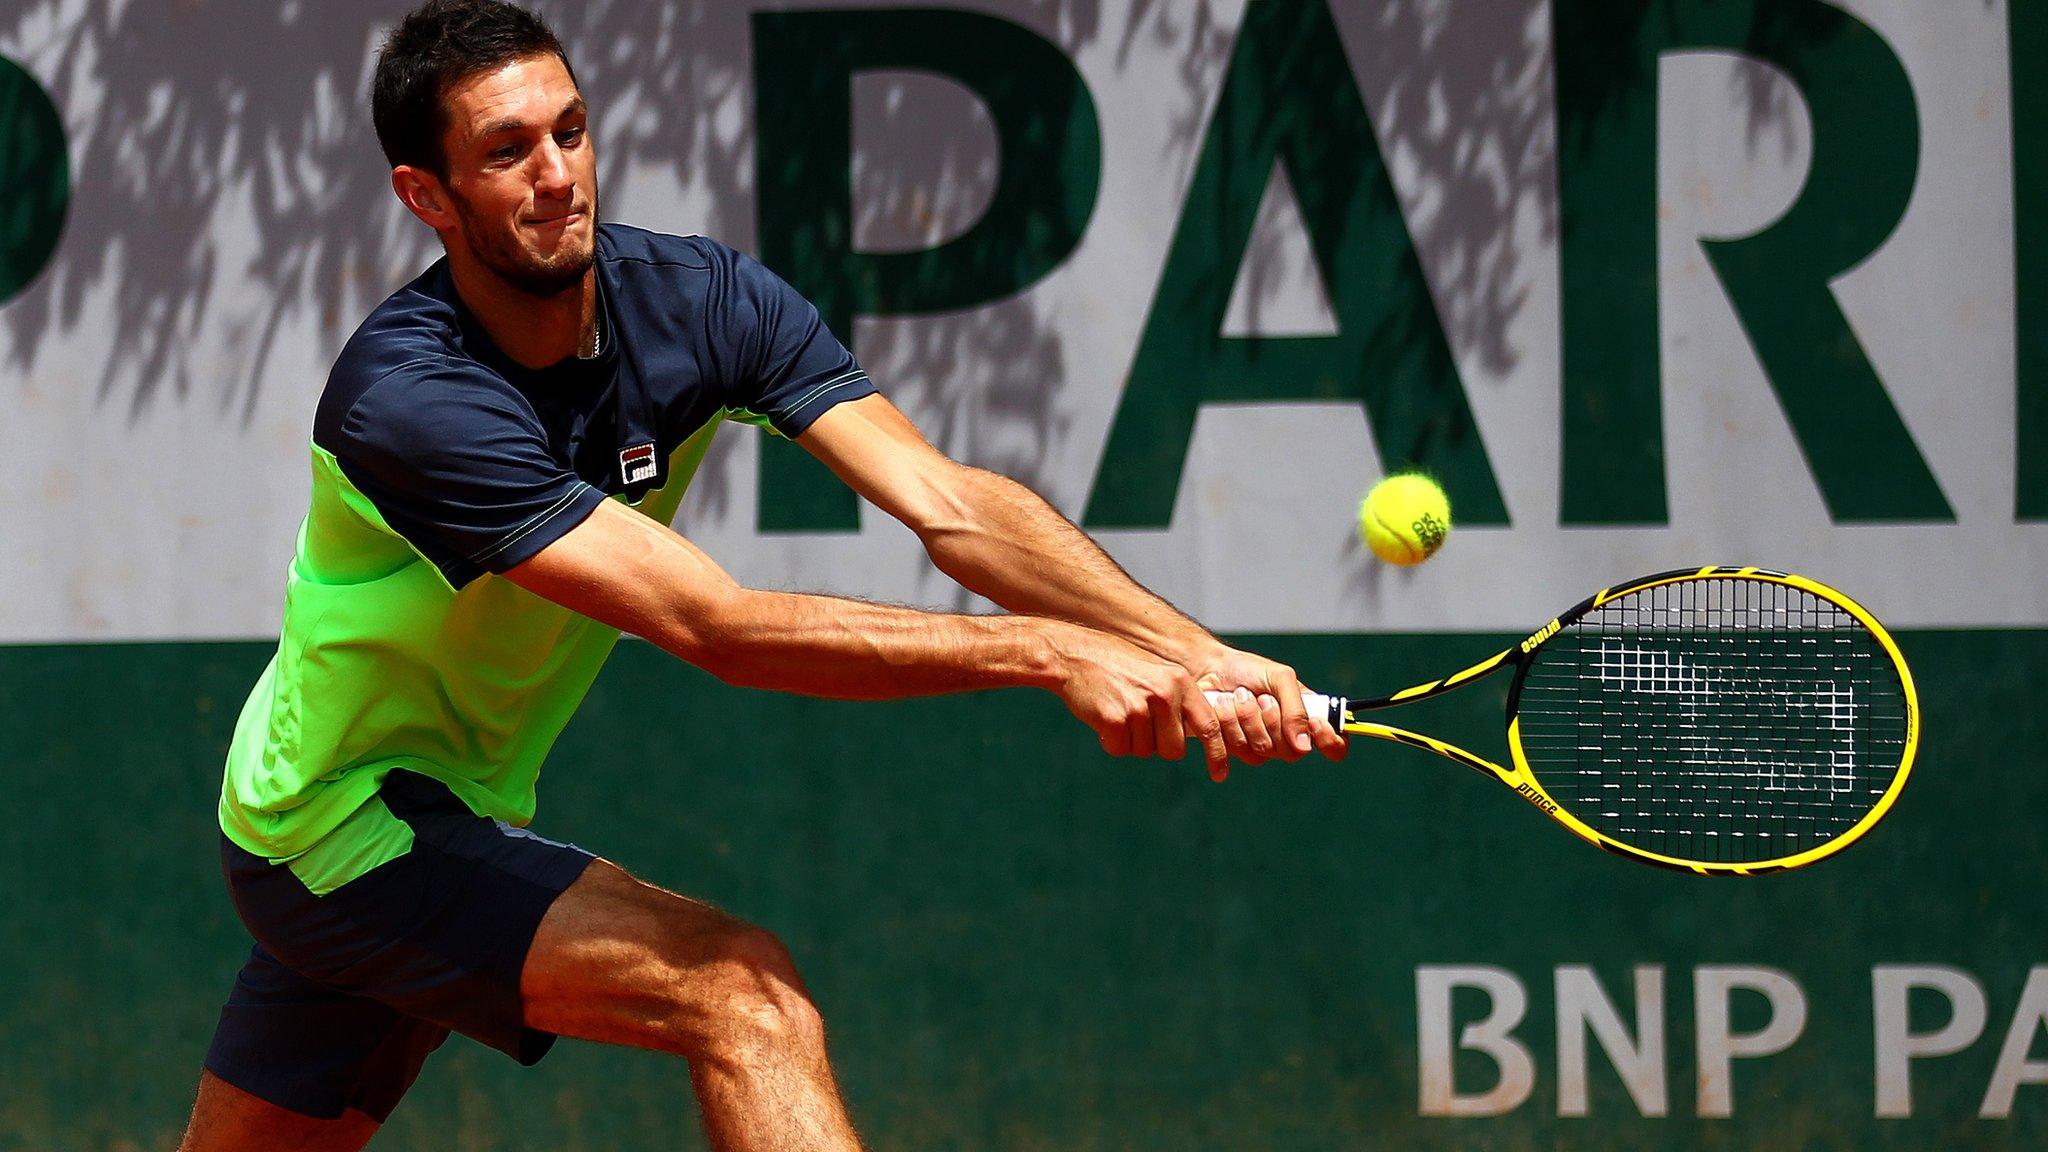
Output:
[557, 128, 584, 146]
[489, 146, 519, 162]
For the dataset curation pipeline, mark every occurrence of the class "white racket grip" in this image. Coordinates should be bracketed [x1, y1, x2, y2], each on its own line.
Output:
[1201, 689, 1344, 729]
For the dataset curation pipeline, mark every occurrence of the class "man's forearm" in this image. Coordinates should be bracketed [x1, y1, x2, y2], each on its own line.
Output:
[507, 496, 1084, 700]
[503, 493, 1239, 770]
[915, 467, 1226, 667]
[646, 584, 1078, 700]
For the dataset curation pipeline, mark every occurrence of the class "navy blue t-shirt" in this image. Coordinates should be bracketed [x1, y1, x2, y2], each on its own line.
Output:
[314, 224, 873, 588]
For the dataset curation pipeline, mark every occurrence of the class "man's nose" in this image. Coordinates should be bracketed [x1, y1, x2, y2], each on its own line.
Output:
[533, 141, 573, 197]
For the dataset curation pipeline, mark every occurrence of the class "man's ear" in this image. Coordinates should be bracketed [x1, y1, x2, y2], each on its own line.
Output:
[392, 165, 456, 231]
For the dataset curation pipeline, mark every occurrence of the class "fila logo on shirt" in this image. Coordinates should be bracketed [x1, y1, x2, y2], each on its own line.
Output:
[620, 443, 657, 485]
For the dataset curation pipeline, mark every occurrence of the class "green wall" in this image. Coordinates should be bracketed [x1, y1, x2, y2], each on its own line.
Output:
[0, 631, 2040, 1149]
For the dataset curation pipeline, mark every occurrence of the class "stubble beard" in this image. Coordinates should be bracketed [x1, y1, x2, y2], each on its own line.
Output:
[451, 186, 600, 299]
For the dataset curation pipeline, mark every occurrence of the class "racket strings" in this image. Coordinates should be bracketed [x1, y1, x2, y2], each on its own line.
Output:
[1513, 578, 1909, 865]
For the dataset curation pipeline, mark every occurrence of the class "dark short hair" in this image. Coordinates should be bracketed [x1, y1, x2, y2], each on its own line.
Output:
[371, 0, 575, 175]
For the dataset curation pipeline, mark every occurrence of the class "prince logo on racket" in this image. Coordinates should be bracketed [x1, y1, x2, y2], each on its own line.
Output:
[1512, 783, 1560, 816]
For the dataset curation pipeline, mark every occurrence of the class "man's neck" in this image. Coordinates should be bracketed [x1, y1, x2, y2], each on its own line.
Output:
[446, 252, 597, 370]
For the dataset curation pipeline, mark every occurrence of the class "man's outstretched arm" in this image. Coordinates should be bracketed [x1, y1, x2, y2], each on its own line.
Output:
[504, 496, 1231, 773]
[795, 395, 1349, 771]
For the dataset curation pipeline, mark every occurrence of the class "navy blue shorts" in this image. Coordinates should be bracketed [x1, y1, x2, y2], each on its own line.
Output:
[203, 771, 595, 1121]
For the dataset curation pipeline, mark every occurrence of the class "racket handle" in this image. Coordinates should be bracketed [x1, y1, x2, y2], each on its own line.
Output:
[1202, 689, 1346, 728]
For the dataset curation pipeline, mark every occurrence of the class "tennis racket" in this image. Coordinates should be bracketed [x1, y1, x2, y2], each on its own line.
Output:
[1217, 567, 1918, 875]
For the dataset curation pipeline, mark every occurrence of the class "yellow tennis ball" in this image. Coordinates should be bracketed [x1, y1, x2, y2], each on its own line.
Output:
[1359, 473, 1451, 566]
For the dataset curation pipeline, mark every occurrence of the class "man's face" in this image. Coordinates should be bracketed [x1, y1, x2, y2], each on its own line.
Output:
[436, 53, 597, 297]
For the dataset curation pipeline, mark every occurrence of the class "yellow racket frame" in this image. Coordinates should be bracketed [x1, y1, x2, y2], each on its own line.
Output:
[1336, 567, 1920, 875]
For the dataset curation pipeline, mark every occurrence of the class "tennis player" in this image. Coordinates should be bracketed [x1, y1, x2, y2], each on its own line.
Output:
[176, 2, 1346, 1148]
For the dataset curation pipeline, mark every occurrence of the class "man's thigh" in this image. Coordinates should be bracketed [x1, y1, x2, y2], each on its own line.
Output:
[520, 859, 812, 1055]
[200, 942, 450, 1125]
[206, 772, 595, 1124]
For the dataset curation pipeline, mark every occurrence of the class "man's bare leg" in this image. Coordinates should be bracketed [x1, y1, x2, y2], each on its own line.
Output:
[176, 1070, 380, 1152]
[522, 859, 864, 1152]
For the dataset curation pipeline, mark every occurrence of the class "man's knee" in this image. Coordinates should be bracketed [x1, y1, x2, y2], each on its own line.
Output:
[664, 922, 826, 1067]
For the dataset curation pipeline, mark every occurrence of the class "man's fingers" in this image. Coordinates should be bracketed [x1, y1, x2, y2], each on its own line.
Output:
[1310, 708, 1351, 760]
[1215, 690, 1260, 766]
[1235, 687, 1278, 759]
[1099, 721, 1132, 757]
[1152, 695, 1187, 763]
[1126, 707, 1157, 760]
[1269, 667, 1314, 754]
[1318, 705, 1351, 758]
[1250, 690, 1310, 763]
[1182, 686, 1228, 782]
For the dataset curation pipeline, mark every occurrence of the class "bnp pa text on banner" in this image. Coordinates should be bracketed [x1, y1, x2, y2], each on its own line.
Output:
[1417, 964, 2048, 1120]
